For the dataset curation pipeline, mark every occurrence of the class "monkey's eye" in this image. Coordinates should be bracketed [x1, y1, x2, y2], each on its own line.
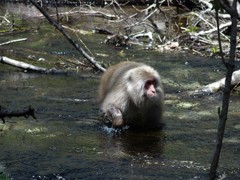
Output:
[145, 79, 157, 88]
[145, 80, 152, 86]
[145, 79, 155, 88]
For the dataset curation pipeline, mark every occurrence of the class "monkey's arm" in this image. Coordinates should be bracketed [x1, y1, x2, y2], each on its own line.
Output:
[106, 105, 123, 128]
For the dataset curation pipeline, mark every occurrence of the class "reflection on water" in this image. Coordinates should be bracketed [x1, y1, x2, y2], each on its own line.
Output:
[101, 126, 165, 156]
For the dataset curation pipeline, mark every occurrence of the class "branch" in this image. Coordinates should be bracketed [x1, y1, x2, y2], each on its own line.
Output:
[209, 0, 238, 179]
[191, 69, 240, 95]
[215, 1, 226, 66]
[29, 0, 106, 72]
[73, 10, 118, 20]
[0, 38, 27, 46]
[193, 22, 232, 37]
[0, 56, 67, 74]
[0, 106, 36, 123]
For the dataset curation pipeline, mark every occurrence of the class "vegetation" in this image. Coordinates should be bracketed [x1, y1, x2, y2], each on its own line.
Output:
[1, 0, 239, 59]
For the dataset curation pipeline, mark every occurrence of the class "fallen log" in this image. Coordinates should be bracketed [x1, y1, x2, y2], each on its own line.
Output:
[0, 56, 67, 74]
[193, 69, 240, 95]
[0, 106, 36, 123]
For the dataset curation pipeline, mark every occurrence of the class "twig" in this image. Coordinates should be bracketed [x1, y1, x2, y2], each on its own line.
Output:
[193, 22, 231, 37]
[0, 16, 10, 24]
[215, 1, 226, 66]
[73, 10, 119, 20]
[0, 38, 27, 46]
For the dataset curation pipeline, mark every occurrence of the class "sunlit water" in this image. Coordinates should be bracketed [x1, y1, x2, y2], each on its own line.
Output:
[0, 3, 240, 179]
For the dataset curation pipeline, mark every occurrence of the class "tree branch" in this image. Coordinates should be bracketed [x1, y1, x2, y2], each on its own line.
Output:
[209, 0, 238, 179]
[0, 38, 27, 46]
[29, 0, 106, 72]
[0, 56, 67, 74]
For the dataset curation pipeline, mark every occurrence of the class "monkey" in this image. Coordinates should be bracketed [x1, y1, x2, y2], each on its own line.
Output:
[99, 61, 164, 129]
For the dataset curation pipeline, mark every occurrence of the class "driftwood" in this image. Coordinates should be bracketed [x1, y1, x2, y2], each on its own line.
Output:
[0, 56, 67, 74]
[0, 38, 27, 46]
[0, 106, 36, 123]
[192, 69, 240, 95]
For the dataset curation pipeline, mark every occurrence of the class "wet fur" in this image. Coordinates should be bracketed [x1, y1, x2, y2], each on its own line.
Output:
[99, 61, 164, 129]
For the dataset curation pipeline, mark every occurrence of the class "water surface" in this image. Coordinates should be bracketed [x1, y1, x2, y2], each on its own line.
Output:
[0, 3, 240, 179]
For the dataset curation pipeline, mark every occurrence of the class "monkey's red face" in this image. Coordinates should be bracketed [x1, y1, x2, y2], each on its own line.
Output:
[144, 79, 157, 98]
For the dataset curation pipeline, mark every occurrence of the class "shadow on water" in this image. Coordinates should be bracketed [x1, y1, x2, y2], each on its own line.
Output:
[0, 3, 240, 180]
[101, 126, 165, 155]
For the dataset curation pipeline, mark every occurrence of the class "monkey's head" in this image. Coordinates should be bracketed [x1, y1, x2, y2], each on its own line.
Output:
[124, 66, 162, 106]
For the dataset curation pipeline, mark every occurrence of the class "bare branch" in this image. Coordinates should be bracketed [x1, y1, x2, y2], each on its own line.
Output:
[0, 56, 66, 74]
[209, 0, 238, 179]
[0, 38, 27, 46]
[29, 0, 106, 72]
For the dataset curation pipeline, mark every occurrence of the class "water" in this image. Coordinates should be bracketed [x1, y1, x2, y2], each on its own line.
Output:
[0, 3, 240, 179]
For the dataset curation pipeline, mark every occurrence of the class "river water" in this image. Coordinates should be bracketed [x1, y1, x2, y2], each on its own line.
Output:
[0, 3, 240, 179]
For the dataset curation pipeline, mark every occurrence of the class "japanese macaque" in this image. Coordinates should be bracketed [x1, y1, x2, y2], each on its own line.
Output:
[99, 61, 164, 129]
